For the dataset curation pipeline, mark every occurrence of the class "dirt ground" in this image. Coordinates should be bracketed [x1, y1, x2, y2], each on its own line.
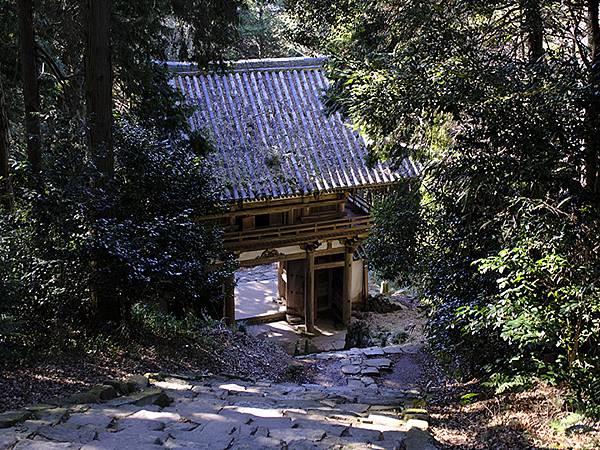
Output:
[345, 295, 600, 449]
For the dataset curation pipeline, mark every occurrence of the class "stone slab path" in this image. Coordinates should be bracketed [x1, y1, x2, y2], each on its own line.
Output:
[0, 346, 438, 450]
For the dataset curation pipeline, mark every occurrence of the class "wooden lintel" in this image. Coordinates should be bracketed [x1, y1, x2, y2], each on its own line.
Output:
[238, 247, 344, 267]
[226, 229, 371, 252]
[315, 261, 345, 270]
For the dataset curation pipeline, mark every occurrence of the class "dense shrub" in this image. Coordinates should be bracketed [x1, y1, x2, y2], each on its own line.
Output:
[293, 0, 600, 413]
[0, 113, 234, 340]
[365, 181, 421, 282]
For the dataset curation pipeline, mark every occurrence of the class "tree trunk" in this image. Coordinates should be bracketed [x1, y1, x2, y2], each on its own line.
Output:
[85, 0, 119, 324]
[86, 0, 114, 180]
[0, 77, 13, 210]
[521, 0, 544, 62]
[17, 0, 42, 174]
[585, 0, 600, 194]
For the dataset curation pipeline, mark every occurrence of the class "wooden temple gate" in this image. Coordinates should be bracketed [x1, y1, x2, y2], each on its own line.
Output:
[220, 192, 371, 332]
[170, 56, 419, 329]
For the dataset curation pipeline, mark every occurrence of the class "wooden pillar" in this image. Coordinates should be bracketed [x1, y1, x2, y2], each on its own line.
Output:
[362, 262, 369, 309]
[223, 274, 235, 326]
[277, 262, 286, 300]
[303, 242, 319, 333]
[343, 238, 359, 326]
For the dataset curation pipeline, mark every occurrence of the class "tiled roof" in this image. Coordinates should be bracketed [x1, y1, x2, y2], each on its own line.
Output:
[169, 57, 418, 201]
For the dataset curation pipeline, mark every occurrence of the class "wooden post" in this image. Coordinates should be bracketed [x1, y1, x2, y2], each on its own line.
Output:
[343, 238, 359, 326]
[277, 261, 286, 300]
[223, 274, 235, 326]
[303, 242, 319, 333]
[362, 262, 369, 309]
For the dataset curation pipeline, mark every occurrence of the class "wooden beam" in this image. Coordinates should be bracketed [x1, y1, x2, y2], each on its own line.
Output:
[235, 312, 286, 325]
[315, 261, 345, 270]
[362, 262, 369, 309]
[342, 238, 360, 326]
[198, 197, 346, 221]
[277, 262, 286, 299]
[228, 230, 370, 252]
[238, 246, 345, 267]
[342, 245, 353, 326]
[223, 275, 235, 326]
[303, 242, 319, 333]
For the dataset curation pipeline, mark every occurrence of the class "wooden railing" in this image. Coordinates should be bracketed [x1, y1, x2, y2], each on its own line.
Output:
[224, 215, 373, 250]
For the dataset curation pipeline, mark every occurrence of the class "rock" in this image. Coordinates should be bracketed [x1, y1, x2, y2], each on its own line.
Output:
[13, 440, 75, 449]
[345, 426, 383, 443]
[66, 410, 114, 429]
[364, 358, 392, 369]
[131, 388, 173, 408]
[406, 418, 429, 431]
[404, 427, 439, 450]
[82, 429, 167, 449]
[117, 409, 180, 432]
[363, 347, 385, 357]
[0, 431, 19, 449]
[145, 372, 167, 382]
[154, 378, 193, 391]
[341, 365, 361, 375]
[347, 379, 366, 389]
[65, 391, 99, 405]
[403, 408, 430, 422]
[268, 427, 326, 442]
[37, 423, 96, 443]
[361, 367, 380, 376]
[0, 410, 32, 428]
[365, 413, 404, 429]
[1, 372, 442, 450]
[337, 403, 370, 415]
[34, 407, 68, 424]
[104, 379, 133, 395]
[344, 320, 373, 349]
[383, 345, 405, 355]
[88, 384, 118, 401]
[126, 374, 149, 390]
[169, 421, 237, 449]
[228, 435, 284, 449]
[22, 404, 55, 413]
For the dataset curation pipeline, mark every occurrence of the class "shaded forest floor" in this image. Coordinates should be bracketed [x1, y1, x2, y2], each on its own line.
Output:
[425, 370, 600, 449]
[411, 332, 600, 449]
[0, 324, 297, 413]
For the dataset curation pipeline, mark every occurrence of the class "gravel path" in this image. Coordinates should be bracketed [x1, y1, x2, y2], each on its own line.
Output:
[0, 346, 439, 450]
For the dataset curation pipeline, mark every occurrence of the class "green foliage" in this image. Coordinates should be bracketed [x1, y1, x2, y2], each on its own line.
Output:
[296, 0, 600, 413]
[549, 412, 587, 434]
[482, 373, 533, 395]
[366, 181, 422, 282]
[130, 303, 211, 342]
[1, 112, 234, 338]
[459, 392, 479, 406]
[0, 0, 241, 347]
[228, 0, 295, 59]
